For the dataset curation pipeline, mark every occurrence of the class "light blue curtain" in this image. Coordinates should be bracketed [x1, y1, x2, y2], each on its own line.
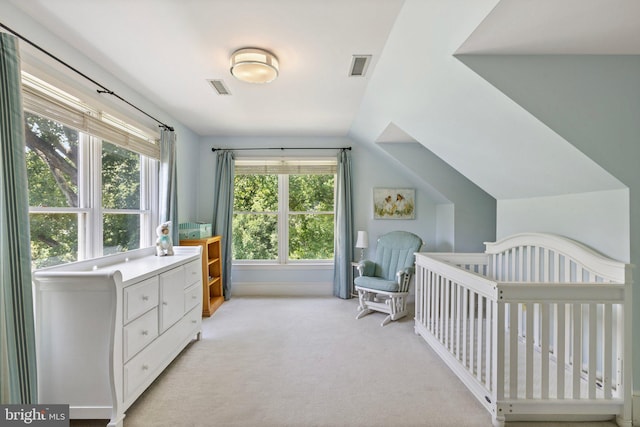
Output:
[333, 149, 354, 299]
[159, 129, 179, 243]
[212, 150, 234, 300]
[0, 33, 37, 403]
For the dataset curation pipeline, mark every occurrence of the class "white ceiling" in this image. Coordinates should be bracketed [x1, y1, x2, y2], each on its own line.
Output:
[4, 0, 640, 141]
[7, 0, 404, 137]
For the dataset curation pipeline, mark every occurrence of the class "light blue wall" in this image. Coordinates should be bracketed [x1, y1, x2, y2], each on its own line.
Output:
[351, 142, 437, 255]
[197, 136, 439, 295]
[497, 189, 630, 263]
[459, 53, 639, 391]
[372, 142, 496, 252]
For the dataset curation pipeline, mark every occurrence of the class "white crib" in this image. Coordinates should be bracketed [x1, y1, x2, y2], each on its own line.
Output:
[414, 233, 631, 426]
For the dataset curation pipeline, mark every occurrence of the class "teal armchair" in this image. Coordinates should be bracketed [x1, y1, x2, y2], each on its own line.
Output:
[354, 231, 423, 326]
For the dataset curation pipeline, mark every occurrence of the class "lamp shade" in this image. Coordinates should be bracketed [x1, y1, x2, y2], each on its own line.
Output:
[230, 48, 279, 84]
[355, 231, 369, 249]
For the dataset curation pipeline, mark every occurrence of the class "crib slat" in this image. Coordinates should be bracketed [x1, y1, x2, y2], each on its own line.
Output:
[444, 279, 450, 349]
[424, 271, 430, 329]
[556, 304, 566, 399]
[526, 303, 534, 399]
[415, 268, 421, 323]
[616, 302, 624, 394]
[603, 303, 612, 398]
[588, 303, 597, 399]
[419, 268, 426, 325]
[496, 302, 505, 401]
[532, 246, 539, 282]
[455, 282, 462, 359]
[541, 303, 550, 399]
[533, 298, 540, 348]
[510, 248, 517, 280]
[519, 246, 525, 281]
[425, 271, 430, 326]
[541, 249, 549, 282]
[576, 265, 584, 282]
[485, 301, 492, 390]
[509, 303, 518, 398]
[469, 292, 476, 371]
[519, 300, 525, 338]
[430, 271, 436, 331]
[435, 274, 441, 339]
[572, 303, 582, 398]
[477, 296, 484, 382]
[462, 287, 468, 365]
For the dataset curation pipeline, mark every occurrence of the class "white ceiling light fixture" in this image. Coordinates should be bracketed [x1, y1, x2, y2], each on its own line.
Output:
[230, 48, 279, 84]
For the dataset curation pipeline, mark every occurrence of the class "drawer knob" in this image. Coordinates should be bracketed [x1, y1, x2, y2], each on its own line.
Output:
[192, 295, 197, 299]
[142, 295, 149, 301]
[163, 301, 168, 306]
[191, 320, 197, 324]
[142, 364, 149, 371]
[141, 330, 148, 336]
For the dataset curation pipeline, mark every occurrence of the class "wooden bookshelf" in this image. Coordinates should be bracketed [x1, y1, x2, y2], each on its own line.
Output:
[180, 236, 224, 316]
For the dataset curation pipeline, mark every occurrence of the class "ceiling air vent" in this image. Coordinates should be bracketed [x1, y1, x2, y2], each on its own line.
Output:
[349, 55, 371, 77]
[208, 79, 231, 95]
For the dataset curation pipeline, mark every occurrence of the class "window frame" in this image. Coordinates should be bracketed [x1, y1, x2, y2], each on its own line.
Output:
[24, 74, 159, 268]
[233, 158, 337, 266]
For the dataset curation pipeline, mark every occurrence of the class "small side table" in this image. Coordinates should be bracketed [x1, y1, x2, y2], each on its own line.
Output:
[351, 261, 360, 298]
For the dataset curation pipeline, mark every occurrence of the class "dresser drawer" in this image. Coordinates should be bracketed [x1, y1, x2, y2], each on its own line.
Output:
[180, 305, 202, 338]
[123, 338, 165, 400]
[123, 277, 159, 323]
[123, 308, 158, 362]
[184, 282, 201, 313]
[184, 260, 201, 287]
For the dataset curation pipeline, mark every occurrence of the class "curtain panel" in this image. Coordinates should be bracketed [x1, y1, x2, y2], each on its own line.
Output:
[212, 151, 235, 300]
[0, 32, 37, 404]
[333, 149, 354, 299]
[159, 129, 179, 243]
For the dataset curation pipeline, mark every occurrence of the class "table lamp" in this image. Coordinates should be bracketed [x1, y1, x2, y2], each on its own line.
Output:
[355, 230, 369, 261]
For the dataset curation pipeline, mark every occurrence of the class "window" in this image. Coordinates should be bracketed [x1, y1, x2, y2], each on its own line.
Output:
[232, 159, 336, 263]
[24, 73, 159, 269]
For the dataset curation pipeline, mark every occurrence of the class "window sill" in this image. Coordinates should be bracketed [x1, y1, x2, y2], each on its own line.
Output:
[233, 262, 333, 271]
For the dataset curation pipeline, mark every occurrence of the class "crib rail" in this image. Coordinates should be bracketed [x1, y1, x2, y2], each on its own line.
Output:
[414, 249, 631, 426]
[414, 253, 496, 413]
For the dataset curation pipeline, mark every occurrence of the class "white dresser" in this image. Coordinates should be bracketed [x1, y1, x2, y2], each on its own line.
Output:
[32, 246, 203, 427]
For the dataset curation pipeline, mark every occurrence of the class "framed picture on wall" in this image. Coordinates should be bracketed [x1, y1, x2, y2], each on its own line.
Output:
[373, 188, 415, 219]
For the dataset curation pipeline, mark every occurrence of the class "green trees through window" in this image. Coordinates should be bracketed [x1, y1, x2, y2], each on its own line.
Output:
[26, 112, 153, 269]
[26, 112, 80, 267]
[233, 172, 335, 262]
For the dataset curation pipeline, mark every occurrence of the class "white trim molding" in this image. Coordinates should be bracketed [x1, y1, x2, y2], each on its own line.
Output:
[232, 282, 332, 297]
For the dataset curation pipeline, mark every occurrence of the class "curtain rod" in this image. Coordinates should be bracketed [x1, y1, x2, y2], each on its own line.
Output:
[0, 22, 174, 132]
[211, 146, 351, 152]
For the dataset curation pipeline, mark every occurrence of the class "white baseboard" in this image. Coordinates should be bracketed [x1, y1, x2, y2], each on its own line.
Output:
[232, 282, 333, 297]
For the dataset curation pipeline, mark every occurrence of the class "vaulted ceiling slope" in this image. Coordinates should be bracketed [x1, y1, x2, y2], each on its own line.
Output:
[350, 0, 635, 200]
[3, 0, 637, 202]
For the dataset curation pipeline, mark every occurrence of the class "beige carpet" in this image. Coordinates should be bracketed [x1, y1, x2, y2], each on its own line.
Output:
[72, 297, 617, 427]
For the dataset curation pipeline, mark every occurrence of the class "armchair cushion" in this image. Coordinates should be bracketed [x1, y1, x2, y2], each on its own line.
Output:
[354, 275, 399, 292]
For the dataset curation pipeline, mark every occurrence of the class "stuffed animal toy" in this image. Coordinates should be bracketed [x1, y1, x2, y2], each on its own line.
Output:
[156, 221, 175, 256]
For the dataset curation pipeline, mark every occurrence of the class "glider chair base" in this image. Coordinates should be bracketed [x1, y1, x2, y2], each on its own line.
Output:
[355, 286, 409, 326]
